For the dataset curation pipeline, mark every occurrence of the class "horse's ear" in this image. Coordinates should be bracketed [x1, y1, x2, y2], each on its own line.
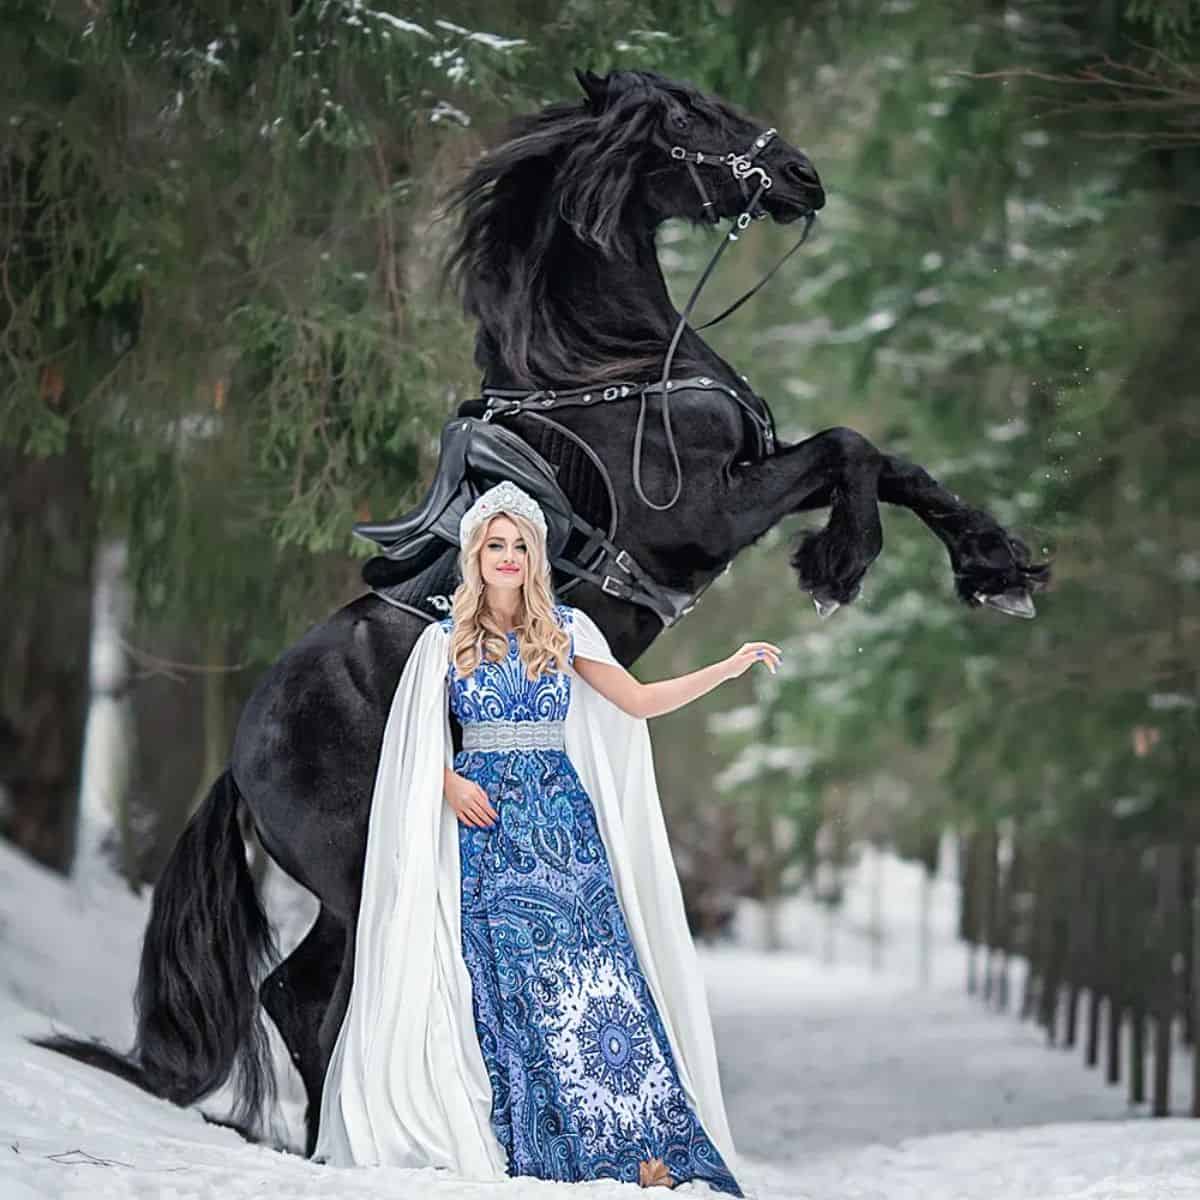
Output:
[574, 67, 609, 114]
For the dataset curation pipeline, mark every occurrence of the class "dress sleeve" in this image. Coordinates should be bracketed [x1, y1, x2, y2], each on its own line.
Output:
[569, 605, 620, 668]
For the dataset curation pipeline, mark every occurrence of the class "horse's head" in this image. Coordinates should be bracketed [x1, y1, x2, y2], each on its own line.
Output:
[566, 68, 825, 249]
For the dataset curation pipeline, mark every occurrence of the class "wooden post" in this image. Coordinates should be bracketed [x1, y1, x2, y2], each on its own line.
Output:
[1130, 1004, 1147, 1106]
[1064, 846, 1087, 1049]
[981, 827, 997, 1006]
[1022, 840, 1046, 1023]
[1182, 845, 1196, 1051]
[1084, 844, 1105, 1070]
[1039, 839, 1067, 1045]
[996, 828, 1016, 1012]
[1105, 847, 1122, 1087]
[1191, 846, 1200, 1117]
[1035, 840, 1059, 1035]
[1153, 844, 1181, 1117]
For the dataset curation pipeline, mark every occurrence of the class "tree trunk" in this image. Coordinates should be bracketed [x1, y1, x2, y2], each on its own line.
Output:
[76, 538, 135, 884]
[0, 438, 97, 872]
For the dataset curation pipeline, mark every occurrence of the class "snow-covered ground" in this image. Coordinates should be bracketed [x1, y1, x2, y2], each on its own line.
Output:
[3, 836, 1200, 1199]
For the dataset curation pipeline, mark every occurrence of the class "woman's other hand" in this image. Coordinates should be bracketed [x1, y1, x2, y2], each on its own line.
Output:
[722, 641, 782, 680]
[444, 768, 499, 828]
[575, 636, 783, 719]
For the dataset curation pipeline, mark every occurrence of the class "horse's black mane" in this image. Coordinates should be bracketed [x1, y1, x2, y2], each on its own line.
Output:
[441, 71, 744, 390]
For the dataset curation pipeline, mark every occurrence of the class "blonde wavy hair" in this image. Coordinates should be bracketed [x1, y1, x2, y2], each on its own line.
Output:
[447, 508, 573, 682]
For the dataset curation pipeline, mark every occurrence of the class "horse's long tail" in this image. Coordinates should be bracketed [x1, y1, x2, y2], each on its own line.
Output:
[31, 770, 278, 1132]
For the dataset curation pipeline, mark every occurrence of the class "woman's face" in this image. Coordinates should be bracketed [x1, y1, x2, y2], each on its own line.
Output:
[478, 513, 527, 595]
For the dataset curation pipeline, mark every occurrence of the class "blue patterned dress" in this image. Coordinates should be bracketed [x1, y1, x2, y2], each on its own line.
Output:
[440, 604, 742, 1195]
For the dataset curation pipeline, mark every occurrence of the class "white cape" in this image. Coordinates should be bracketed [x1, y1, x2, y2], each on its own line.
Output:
[315, 606, 740, 1183]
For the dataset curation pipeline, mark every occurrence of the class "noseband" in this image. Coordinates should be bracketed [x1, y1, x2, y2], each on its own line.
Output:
[662, 125, 779, 227]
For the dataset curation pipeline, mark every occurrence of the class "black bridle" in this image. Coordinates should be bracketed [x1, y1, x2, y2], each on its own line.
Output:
[660, 124, 780, 228]
[636, 124, 816, 510]
[484, 122, 817, 512]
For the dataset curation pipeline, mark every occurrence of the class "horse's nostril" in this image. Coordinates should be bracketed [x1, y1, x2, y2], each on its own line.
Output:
[785, 161, 818, 185]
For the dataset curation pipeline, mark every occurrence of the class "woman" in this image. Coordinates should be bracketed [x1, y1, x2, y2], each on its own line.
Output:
[316, 480, 780, 1195]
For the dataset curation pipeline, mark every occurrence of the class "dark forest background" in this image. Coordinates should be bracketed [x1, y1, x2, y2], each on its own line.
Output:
[2, 0, 1197, 942]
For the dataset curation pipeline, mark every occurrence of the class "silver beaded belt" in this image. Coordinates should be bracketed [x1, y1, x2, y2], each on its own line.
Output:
[461, 719, 566, 752]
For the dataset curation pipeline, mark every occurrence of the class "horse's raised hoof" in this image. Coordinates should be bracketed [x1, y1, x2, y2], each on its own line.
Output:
[813, 594, 841, 619]
[952, 527, 1051, 613]
[811, 581, 860, 619]
[974, 588, 1036, 619]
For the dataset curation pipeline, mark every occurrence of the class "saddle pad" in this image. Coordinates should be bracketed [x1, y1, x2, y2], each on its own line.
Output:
[363, 544, 462, 622]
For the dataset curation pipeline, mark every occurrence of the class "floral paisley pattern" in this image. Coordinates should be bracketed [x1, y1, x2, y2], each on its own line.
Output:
[440, 604, 743, 1196]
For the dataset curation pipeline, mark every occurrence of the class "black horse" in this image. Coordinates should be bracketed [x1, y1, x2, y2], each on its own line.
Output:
[36, 68, 1049, 1153]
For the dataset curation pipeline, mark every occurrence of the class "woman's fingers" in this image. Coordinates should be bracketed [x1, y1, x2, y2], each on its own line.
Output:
[452, 792, 479, 826]
[729, 640, 782, 677]
[475, 785, 498, 822]
[748, 642, 782, 673]
[457, 786, 498, 827]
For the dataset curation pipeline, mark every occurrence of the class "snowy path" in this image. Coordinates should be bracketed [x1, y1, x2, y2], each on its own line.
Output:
[711, 949, 1137, 1162]
[3, 841, 1200, 1198]
[706, 947, 1200, 1196]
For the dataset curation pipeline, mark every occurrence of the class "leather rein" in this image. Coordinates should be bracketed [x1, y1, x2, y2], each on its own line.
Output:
[482, 123, 817, 511]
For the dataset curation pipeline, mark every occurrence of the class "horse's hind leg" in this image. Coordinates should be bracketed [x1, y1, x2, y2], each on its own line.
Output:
[260, 904, 347, 1154]
[789, 426, 885, 616]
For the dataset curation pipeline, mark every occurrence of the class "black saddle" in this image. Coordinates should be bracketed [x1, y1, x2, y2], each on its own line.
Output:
[355, 410, 718, 628]
[353, 417, 575, 610]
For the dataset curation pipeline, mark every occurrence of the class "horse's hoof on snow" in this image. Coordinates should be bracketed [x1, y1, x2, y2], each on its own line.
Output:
[974, 588, 1036, 619]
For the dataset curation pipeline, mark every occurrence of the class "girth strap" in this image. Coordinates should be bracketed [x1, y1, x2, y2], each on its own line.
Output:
[482, 374, 776, 462]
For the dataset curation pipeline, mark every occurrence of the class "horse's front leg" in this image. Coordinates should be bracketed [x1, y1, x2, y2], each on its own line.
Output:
[727, 426, 885, 616]
[725, 427, 1049, 618]
[875, 452, 1052, 617]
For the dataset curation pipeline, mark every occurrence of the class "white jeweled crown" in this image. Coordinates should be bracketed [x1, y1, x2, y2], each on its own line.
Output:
[458, 480, 548, 547]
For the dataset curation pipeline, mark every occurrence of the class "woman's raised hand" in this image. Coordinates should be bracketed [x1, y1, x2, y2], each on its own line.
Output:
[723, 641, 782, 680]
[444, 770, 499, 828]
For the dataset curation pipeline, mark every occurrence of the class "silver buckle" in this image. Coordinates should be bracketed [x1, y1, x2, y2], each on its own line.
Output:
[614, 548, 633, 575]
[484, 398, 517, 419]
[601, 575, 624, 597]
